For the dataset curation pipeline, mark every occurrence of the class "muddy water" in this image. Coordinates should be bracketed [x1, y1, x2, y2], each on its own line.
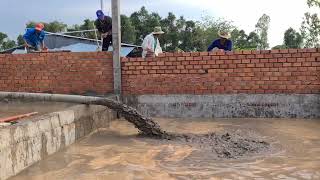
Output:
[10, 118, 320, 180]
[0, 101, 74, 118]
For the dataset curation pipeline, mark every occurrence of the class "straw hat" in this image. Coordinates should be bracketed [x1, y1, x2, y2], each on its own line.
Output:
[218, 31, 231, 39]
[152, 26, 165, 35]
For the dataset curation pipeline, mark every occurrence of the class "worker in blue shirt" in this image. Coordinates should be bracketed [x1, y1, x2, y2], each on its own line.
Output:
[23, 23, 47, 52]
[207, 31, 233, 52]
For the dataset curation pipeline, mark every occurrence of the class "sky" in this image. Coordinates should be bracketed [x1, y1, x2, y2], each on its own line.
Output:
[0, 0, 318, 47]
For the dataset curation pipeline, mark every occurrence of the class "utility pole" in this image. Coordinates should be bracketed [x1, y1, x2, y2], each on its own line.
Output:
[100, 0, 104, 12]
[112, 0, 121, 95]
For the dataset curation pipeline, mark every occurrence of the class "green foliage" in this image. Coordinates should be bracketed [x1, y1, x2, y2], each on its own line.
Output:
[300, 1, 320, 48]
[255, 14, 271, 50]
[121, 15, 136, 44]
[231, 29, 260, 50]
[16, 34, 24, 45]
[0, 32, 16, 51]
[284, 28, 302, 48]
[307, 0, 320, 7]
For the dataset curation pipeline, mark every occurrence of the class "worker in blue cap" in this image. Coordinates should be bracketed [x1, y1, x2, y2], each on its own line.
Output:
[23, 23, 48, 52]
[94, 10, 112, 51]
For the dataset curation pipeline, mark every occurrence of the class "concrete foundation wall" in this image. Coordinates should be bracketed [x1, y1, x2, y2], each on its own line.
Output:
[0, 105, 117, 180]
[122, 94, 320, 118]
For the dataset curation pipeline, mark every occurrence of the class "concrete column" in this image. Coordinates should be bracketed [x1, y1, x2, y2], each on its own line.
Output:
[111, 0, 121, 95]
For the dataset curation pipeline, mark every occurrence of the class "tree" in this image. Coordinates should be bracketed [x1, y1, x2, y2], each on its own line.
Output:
[284, 28, 302, 48]
[255, 14, 271, 50]
[300, 0, 320, 48]
[130, 7, 160, 45]
[121, 15, 136, 44]
[17, 35, 24, 46]
[0, 32, 16, 51]
[307, 0, 320, 7]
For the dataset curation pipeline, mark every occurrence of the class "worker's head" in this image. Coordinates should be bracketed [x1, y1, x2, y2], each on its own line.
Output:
[35, 23, 44, 32]
[218, 31, 231, 43]
[96, 10, 105, 20]
[152, 26, 165, 38]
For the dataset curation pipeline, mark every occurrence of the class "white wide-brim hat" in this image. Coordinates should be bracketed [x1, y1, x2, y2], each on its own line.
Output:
[218, 31, 231, 39]
[152, 26, 165, 35]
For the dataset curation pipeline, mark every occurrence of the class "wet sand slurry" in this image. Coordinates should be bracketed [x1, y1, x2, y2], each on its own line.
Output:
[88, 99, 270, 159]
[10, 118, 320, 180]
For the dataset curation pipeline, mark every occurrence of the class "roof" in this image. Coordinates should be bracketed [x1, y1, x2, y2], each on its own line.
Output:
[1, 31, 142, 57]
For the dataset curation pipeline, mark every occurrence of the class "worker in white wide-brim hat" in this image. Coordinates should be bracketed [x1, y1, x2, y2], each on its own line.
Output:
[141, 26, 165, 58]
[207, 31, 233, 52]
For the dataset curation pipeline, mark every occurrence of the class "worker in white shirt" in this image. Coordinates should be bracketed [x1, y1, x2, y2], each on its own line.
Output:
[141, 26, 165, 58]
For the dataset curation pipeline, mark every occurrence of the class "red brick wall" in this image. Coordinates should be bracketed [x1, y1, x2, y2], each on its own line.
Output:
[1, 49, 319, 95]
[0, 52, 113, 95]
[121, 48, 320, 95]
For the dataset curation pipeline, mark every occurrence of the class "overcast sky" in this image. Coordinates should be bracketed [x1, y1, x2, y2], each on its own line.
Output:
[0, 0, 317, 47]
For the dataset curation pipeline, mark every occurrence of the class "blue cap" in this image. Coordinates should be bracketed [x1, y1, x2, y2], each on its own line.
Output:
[96, 10, 104, 19]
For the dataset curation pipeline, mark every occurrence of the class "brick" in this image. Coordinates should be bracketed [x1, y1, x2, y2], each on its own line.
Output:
[256, 63, 265, 68]
[200, 52, 209, 56]
[256, 54, 264, 59]
[182, 52, 191, 57]
[242, 59, 250, 64]
[228, 64, 237, 69]
[173, 69, 181, 73]
[149, 70, 156, 74]
[177, 57, 185, 61]
[277, 58, 286, 63]
[283, 63, 292, 67]
[156, 61, 165, 65]
[246, 64, 255, 68]
[174, 52, 183, 57]
[141, 70, 148, 74]
[136, 66, 144, 70]
[186, 57, 193, 60]
[177, 65, 185, 69]
[287, 58, 297, 63]
[181, 61, 189, 65]
[289, 49, 298, 53]
[190, 61, 199, 65]
[132, 62, 140, 66]
[293, 62, 301, 67]
[203, 56, 211, 60]
[191, 52, 200, 56]
[306, 57, 316, 62]
[194, 65, 202, 69]
[186, 65, 193, 69]
[219, 64, 228, 69]
[237, 64, 246, 68]
[199, 60, 208, 65]
[272, 54, 283, 58]
[283, 54, 292, 58]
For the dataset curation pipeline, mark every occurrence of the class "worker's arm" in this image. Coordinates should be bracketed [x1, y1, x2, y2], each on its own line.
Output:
[23, 40, 31, 47]
[39, 32, 47, 50]
[23, 30, 31, 47]
[227, 40, 233, 51]
[207, 40, 217, 52]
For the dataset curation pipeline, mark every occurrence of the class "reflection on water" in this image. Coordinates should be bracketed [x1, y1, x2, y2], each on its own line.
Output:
[10, 118, 320, 180]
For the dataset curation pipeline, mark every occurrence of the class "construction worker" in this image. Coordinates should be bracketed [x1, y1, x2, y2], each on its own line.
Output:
[142, 26, 164, 58]
[207, 31, 233, 52]
[23, 23, 47, 52]
[94, 10, 112, 51]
